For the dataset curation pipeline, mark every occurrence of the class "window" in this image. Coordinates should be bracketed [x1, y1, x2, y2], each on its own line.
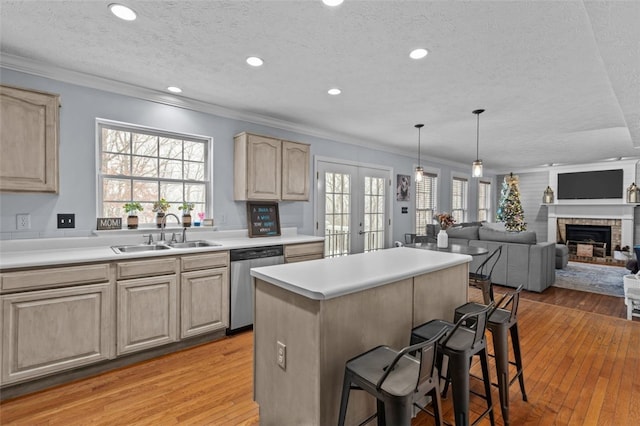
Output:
[98, 121, 211, 225]
[415, 172, 438, 235]
[324, 171, 351, 257]
[478, 180, 491, 222]
[451, 176, 468, 224]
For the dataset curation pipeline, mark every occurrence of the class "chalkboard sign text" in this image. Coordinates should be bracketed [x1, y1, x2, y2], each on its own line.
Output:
[247, 202, 281, 237]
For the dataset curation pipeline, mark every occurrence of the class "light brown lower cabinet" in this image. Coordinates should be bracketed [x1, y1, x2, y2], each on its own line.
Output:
[1, 282, 115, 385]
[0, 250, 230, 389]
[181, 268, 229, 338]
[116, 275, 179, 356]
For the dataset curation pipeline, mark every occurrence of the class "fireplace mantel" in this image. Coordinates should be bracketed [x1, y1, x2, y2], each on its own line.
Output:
[545, 203, 638, 248]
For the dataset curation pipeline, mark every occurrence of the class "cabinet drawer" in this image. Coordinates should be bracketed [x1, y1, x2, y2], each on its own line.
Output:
[285, 253, 324, 264]
[117, 258, 178, 280]
[1, 263, 111, 293]
[181, 251, 229, 272]
[284, 242, 325, 259]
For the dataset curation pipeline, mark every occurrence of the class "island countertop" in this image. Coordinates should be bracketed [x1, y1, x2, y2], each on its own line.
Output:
[251, 246, 471, 300]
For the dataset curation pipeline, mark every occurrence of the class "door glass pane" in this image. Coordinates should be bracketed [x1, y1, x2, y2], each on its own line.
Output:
[363, 176, 385, 253]
[325, 172, 351, 258]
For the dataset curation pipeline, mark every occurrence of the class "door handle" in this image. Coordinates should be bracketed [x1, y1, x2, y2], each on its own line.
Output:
[358, 230, 365, 235]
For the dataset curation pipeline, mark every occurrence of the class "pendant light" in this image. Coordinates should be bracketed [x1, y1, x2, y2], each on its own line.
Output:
[472, 109, 485, 177]
[414, 124, 424, 182]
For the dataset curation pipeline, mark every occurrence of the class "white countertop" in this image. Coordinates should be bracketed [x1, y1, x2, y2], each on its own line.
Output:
[0, 228, 323, 270]
[251, 246, 471, 300]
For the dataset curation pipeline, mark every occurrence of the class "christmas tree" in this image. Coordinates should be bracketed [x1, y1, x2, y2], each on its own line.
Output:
[495, 176, 510, 222]
[499, 173, 527, 231]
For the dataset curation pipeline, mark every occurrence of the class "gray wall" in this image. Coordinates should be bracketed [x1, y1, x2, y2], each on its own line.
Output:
[0, 69, 492, 244]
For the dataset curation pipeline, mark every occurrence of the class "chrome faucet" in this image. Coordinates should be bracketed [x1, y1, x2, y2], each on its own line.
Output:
[160, 213, 180, 241]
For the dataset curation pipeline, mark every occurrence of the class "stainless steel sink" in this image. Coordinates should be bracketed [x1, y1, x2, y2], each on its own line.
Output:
[168, 240, 221, 249]
[111, 244, 172, 254]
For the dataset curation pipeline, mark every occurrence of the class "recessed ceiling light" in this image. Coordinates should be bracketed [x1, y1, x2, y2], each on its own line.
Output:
[323, 0, 344, 6]
[409, 48, 428, 60]
[328, 88, 342, 96]
[246, 56, 264, 67]
[109, 3, 137, 21]
[167, 86, 182, 93]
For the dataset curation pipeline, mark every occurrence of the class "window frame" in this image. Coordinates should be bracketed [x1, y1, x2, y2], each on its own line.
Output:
[95, 118, 213, 227]
[451, 173, 469, 224]
[478, 179, 492, 222]
[415, 167, 439, 236]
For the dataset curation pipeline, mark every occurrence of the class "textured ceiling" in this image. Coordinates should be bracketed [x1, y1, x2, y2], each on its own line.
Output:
[1, 0, 639, 172]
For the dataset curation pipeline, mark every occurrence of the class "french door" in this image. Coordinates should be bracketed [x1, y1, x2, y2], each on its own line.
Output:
[316, 159, 391, 257]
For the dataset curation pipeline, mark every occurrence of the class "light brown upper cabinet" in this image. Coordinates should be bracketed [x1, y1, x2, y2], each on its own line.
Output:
[234, 132, 310, 201]
[0, 85, 60, 193]
[281, 140, 310, 200]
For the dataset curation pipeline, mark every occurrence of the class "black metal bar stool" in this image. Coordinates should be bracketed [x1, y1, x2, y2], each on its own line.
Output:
[337, 327, 448, 426]
[469, 245, 503, 305]
[411, 304, 495, 426]
[454, 285, 527, 426]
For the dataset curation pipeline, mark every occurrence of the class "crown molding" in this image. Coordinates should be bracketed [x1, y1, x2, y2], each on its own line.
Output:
[0, 53, 477, 172]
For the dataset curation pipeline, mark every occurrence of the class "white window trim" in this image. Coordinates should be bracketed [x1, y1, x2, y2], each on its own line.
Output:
[95, 118, 214, 225]
[451, 171, 470, 223]
[414, 165, 441, 234]
[478, 179, 493, 223]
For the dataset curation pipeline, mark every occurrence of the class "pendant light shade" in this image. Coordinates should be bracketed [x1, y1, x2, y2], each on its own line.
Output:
[472, 109, 485, 177]
[414, 124, 424, 182]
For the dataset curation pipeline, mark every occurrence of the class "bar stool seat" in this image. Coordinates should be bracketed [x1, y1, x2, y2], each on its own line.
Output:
[454, 285, 527, 426]
[337, 327, 447, 426]
[411, 304, 495, 426]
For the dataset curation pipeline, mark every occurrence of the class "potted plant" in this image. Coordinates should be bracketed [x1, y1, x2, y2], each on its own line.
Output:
[178, 202, 195, 227]
[152, 198, 170, 228]
[123, 202, 143, 229]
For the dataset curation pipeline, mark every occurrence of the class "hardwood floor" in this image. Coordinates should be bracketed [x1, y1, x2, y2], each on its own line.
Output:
[1, 286, 638, 425]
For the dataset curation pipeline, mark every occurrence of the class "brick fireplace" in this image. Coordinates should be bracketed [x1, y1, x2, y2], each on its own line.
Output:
[557, 218, 621, 253]
[547, 203, 636, 264]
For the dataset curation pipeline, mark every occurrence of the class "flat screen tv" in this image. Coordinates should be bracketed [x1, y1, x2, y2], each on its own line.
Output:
[557, 169, 623, 200]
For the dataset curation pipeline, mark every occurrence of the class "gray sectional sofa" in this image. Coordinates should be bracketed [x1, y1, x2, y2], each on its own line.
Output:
[427, 223, 556, 292]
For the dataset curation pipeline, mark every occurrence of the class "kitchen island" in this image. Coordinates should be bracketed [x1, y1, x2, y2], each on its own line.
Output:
[250, 246, 471, 426]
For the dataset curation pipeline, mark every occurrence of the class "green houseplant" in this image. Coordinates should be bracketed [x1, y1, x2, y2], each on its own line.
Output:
[178, 202, 195, 227]
[123, 202, 143, 229]
[152, 198, 170, 228]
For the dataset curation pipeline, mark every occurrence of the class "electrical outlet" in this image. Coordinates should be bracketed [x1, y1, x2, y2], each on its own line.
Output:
[16, 214, 31, 230]
[57, 213, 75, 229]
[277, 341, 286, 369]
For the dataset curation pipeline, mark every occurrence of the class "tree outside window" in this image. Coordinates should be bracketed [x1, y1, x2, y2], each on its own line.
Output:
[99, 121, 210, 225]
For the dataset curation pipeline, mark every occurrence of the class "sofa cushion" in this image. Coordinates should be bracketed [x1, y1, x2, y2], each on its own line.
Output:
[481, 221, 506, 231]
[446, 225, 480, 240]
[478, 227, 537, 244]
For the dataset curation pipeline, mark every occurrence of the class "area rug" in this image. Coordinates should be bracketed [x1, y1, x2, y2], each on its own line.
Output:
[553, 261, 628, 297]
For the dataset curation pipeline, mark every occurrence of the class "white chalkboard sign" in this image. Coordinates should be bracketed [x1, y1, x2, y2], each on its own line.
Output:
[247, 202, 281, 237]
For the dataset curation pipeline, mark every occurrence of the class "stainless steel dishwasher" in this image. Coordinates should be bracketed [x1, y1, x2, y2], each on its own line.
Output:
[228, 245, 284, 334]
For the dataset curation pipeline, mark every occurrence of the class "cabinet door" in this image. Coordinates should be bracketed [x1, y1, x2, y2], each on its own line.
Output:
[282, 140, 310, 200]
[117, 275, 178, 355]
[1, 282, 114, 385]
[181, 268, 229, 338]
[247, 134, 282, 200]
[0, 85, 59, 193]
